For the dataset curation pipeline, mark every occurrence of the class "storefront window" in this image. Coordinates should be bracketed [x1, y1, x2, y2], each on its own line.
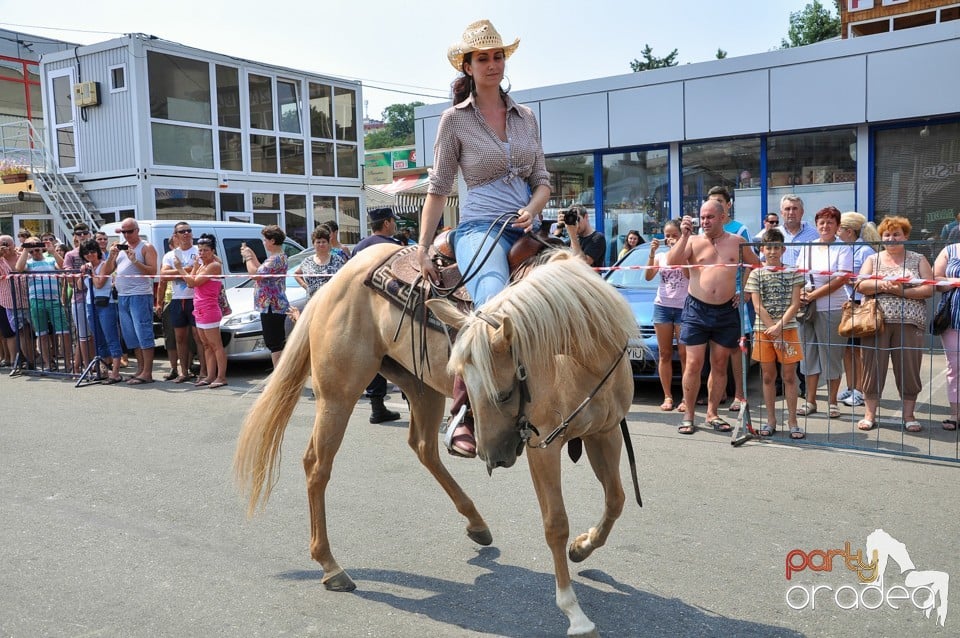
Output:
[279, 137, 305, 175]
[219, 131, 243, 171]
[681, 139, 760, 224]
[248, 73, 273, 130]
[155, 188, 215, 220]
[766, 129, 856, 220]
[284, 194, 307, 247]
[216, 65, 240, 129]
[252, 191, 279, 227]
[152, 123, 213, 169]
[875, 120, 960, 241]
[249, 134, 277, 173]
[336, 144, 358, 178]
[313, 195, 336, 229]
[338, 197, 360, 244]
[148, 52, 211, 125]
[602, 149, 669, 256]
[545, 153, 595, 219]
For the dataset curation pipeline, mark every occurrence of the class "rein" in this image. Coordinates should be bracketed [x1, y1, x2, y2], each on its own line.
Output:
[537, 347, 627, 448]
[471, 310, 642, 508]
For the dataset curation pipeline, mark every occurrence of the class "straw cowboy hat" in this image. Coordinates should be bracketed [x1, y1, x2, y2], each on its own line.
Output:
[447, 19, 520, 70]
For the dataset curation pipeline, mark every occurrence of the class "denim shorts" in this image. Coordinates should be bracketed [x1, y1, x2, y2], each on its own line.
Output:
[118, 294, 155, 350]
[652, 303, 683, 325]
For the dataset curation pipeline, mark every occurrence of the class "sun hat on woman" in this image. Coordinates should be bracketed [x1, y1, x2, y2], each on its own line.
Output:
[447, 19, 520, 70]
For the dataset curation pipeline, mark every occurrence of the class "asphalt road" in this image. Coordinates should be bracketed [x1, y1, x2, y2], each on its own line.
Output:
[2, 362, 959, 637]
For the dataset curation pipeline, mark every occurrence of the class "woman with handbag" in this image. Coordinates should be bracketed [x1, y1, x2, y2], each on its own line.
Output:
[836, 213, 880, 408]
[933, 240, 960, 430]
[795, 206, 854, 419]
[856, 216, 933, 432]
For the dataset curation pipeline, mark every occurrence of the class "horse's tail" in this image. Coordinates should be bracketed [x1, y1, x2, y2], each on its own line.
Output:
[233, 294, 319, 518]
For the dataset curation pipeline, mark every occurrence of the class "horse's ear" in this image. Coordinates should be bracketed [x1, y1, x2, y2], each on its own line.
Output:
[491, 315, 513, 353]
[425, 299, 467, 330]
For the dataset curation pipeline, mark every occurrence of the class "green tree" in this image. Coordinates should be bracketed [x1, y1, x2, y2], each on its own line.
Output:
[716, 48, 728, 60]
[781, 0, 841, 48]
[629, 44, 679, 72]
[364, 101, 425, 149]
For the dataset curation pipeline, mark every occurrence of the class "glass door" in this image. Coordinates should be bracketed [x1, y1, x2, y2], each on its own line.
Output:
[48, 70, 78, 172]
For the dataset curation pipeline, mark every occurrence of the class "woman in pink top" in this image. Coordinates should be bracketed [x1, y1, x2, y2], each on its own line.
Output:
[175, 234, 227, 388]
[644, 220, 690, 411]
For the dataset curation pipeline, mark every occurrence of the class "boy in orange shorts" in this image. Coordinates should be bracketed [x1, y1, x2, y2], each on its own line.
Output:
[744, 228, 805, 438]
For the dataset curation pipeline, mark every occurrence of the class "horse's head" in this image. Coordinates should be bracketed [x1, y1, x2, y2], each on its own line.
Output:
[428, 300, 527, 473]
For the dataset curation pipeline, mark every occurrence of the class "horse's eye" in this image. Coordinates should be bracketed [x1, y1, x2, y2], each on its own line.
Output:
[497, 389, 513, 404]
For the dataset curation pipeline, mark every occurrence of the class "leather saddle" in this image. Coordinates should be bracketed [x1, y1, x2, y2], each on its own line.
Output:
[364, 227, 563, 327]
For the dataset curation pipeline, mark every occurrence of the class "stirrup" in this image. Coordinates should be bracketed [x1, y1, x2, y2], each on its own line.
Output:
[442, 404, 469, 451]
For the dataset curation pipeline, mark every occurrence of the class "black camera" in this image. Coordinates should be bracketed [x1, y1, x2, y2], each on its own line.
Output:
[23, 241, 44, 250]
[115, 243, 129, 251]
[562, 209, 580, 226]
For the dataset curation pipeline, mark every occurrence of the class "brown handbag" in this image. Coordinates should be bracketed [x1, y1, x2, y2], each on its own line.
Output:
[838, 296, 884, 338]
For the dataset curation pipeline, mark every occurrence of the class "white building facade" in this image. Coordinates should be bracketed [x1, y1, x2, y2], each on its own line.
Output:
[40, 34, 365, 246]
[414, 22, 960, 264]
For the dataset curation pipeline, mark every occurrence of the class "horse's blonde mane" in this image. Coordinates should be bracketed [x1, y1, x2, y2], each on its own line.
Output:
[449, 251, 638, 404]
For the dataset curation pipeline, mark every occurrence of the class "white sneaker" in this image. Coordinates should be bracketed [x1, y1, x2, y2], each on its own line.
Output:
[842, 390, 864, 406]
[837, 388, 853, 402]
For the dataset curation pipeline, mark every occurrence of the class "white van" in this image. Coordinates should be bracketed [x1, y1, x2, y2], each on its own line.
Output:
[99, 220, 305, 288]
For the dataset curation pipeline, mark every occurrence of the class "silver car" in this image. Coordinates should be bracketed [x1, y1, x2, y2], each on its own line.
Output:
[220, 249, 312, 361]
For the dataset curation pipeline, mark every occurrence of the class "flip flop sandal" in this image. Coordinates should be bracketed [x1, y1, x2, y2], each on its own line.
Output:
[857, 419, 876, 431]
[796, 402, 818, 416]
[678, 420, 696, 435]
[162, 371, 179, 381]
[828, 404, 841, 418]
[943, 419, 958, 431]
[728, 398, 746, 412]
[904, 420, 922, 433]
[790, 426, 806, 439]
[707, 418, 733, 433]
[759, 424, 776, 436]
[659, 397, 675, 411]
[194, 379, 211, 387]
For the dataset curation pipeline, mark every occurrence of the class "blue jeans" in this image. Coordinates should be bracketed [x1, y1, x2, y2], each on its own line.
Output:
[454, 219, 524, 307]
[119, 294, 155, 350]
[88, 301, 123, 358]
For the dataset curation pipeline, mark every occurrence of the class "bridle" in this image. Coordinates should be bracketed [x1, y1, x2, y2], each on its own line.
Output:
[471, 309, 627, 449]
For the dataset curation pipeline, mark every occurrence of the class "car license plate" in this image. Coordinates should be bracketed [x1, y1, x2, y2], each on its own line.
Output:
[627, 346, 646, 361]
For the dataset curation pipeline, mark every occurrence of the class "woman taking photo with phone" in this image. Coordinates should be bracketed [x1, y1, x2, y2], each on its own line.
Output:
[175, 234, 228, 388]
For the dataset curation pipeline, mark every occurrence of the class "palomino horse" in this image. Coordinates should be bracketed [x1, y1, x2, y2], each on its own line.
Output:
[234, 245, 638, 636]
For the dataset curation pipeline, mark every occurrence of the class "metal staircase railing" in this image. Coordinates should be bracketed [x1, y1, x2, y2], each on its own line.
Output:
[0, 120, 104, 238]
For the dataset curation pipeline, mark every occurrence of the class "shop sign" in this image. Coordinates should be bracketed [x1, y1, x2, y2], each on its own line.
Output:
[922, 162, 960, 180]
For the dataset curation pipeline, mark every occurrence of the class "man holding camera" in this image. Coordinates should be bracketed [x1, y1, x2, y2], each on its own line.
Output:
[114, 219, 158, 384]
[556, 204, 606, 267]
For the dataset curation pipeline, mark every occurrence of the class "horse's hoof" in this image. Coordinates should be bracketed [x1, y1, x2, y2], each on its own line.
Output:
[467, 527, 493, 546]
[568, 534, 594, 563]
[568, 626, 599, 637]
[322, 569, 356, 592]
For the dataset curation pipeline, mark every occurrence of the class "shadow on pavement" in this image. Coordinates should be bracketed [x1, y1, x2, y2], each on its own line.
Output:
[276, 547, 803, 637]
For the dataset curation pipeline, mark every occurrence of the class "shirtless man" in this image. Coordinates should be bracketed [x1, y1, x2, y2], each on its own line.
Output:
[667, 199, 761, 435]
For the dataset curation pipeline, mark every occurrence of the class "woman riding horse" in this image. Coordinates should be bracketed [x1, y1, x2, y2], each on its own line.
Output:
[416, 20, 551, 459]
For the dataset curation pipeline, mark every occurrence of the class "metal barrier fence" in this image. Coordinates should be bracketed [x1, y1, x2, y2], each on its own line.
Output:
[731, 238, 960, 463]
[4, 268, 108, 385]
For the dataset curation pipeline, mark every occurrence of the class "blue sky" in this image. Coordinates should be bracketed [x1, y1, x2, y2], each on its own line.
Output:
[0, 0, 811, 119]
